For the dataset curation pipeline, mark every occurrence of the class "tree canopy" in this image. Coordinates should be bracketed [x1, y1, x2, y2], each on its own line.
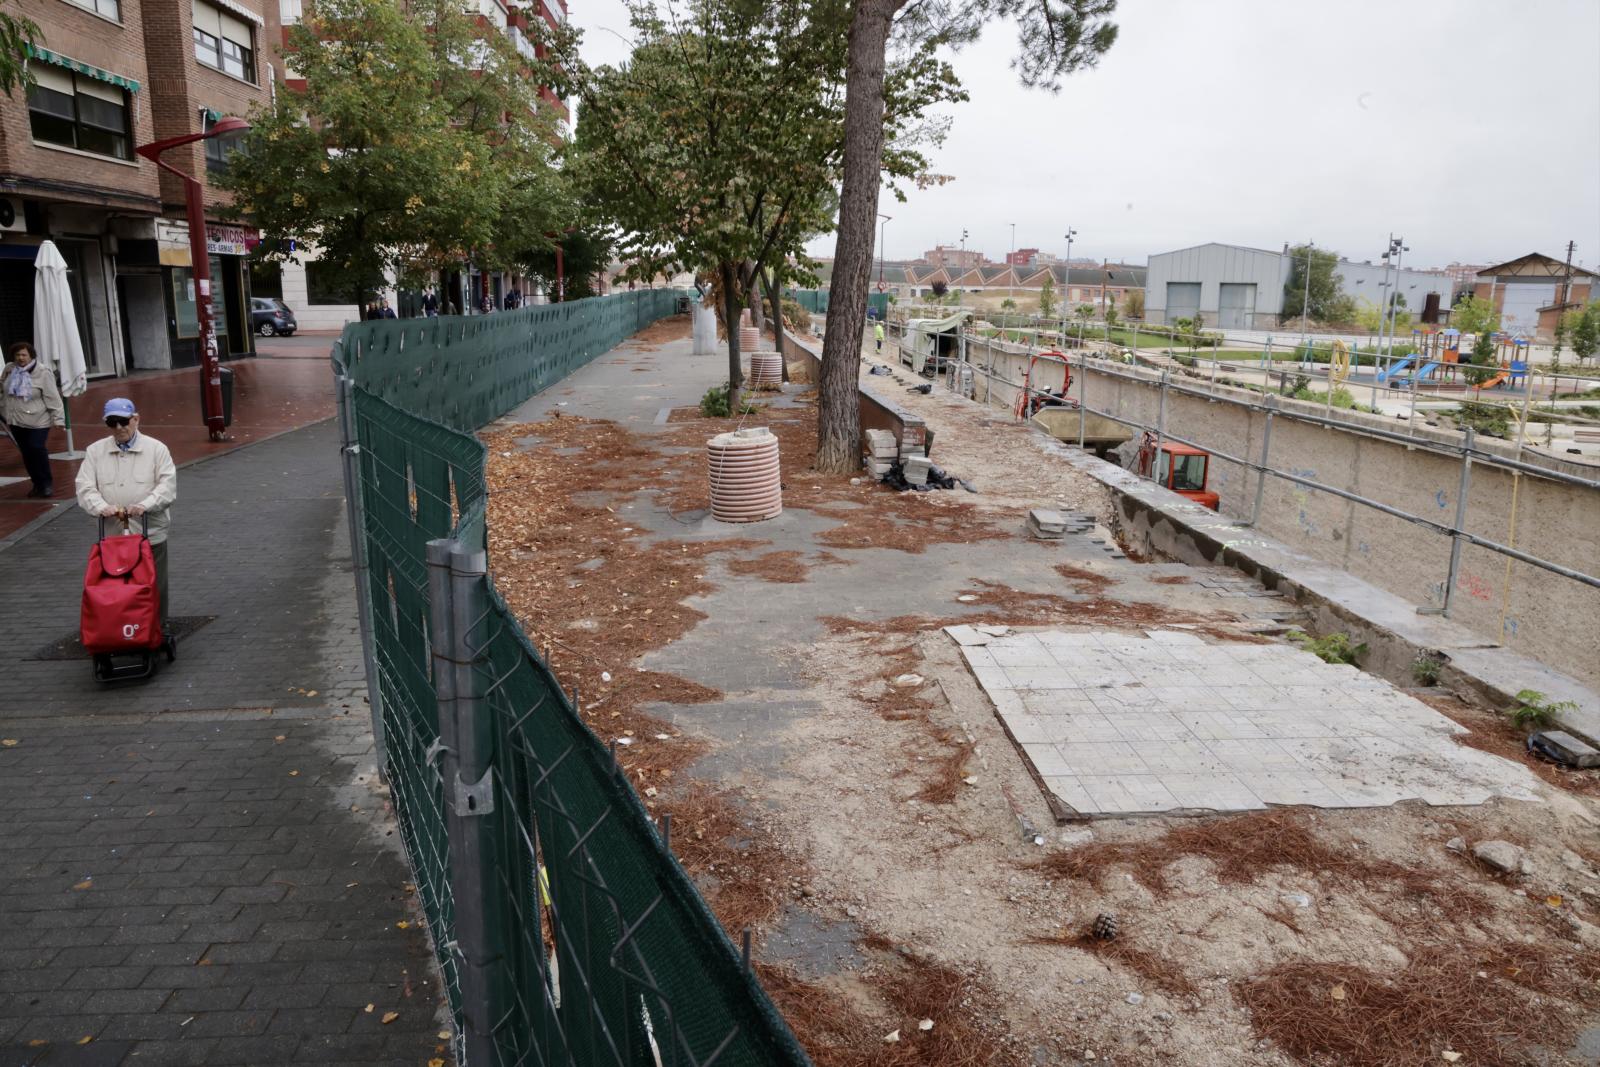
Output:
[560, 0, 960, 407]
[1280, 245, 1355, 326]
[222, 0, 572, 305]
[0, 0, 37, 97]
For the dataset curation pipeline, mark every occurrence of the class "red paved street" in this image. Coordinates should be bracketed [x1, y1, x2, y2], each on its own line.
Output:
[0, 339, 336, 539]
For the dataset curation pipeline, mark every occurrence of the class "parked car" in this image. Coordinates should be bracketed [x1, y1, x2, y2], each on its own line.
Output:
[251, 297, 297, 337]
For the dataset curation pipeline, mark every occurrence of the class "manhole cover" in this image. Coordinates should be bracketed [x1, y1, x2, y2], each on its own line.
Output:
[31, 615, 218, 660]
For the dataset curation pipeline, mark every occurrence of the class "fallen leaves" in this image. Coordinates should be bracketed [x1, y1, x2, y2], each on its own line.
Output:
[381, 1011, 399, 1025]
[72, 879, 92, 890]
[1, 738, 18, 747]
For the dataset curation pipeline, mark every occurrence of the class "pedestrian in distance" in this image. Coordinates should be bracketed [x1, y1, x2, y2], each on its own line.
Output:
[422, 285, 440, 317]
[874, 321, 885, 353]
[76, 398, 177, 626]
[1, 341, 65, 498]
[504, 287, 521, 310]
[378, 299, 397, 320]
[443, 298, 458, 316]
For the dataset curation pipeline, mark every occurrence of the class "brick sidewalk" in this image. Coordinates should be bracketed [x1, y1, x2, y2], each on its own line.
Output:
[0, 421, 448, 1066]
[0, 348, 336, 541]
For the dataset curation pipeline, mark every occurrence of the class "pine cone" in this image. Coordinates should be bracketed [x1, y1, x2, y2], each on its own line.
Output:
[1091, 912, 1118, 941]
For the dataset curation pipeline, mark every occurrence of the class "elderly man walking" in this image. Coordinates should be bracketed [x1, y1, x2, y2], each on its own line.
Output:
[75, 398, 177, 624]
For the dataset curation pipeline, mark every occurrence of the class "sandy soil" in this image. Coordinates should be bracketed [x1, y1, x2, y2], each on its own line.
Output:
[484, 331, 1600, 1067]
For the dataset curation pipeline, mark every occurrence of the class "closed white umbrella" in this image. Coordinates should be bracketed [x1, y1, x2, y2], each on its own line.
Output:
[34, 240, 89, 458]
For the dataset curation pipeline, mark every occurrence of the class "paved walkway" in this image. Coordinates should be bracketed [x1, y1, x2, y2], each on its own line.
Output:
[0, 420, 446, 1065]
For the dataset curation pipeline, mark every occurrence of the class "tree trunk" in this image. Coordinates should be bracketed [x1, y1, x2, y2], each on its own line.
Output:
[816, 0, 896, 473]
[720, 260, 744, 414]
[766, 266, 789, 382]
[746, 260, 765, 333]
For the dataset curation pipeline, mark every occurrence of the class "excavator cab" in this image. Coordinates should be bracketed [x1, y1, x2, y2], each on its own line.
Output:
[1134, 433, 1219, 510]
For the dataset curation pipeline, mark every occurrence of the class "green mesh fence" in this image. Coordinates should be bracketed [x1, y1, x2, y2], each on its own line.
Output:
[333, 293, 811, 1067]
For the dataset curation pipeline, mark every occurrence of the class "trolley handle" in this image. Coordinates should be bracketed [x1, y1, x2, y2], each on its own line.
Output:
[98, 513, 151, 540]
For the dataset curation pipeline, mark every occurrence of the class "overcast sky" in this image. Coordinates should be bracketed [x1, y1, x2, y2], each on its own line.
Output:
[572, 0, 1600, 271]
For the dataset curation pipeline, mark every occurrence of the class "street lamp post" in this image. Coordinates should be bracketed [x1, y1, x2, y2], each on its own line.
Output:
[1382, 236, 1409, 358]
[1009, 222, 1016, 308]
[1300, 240, 1313, 343]
[877, 213, 892, 308]
[136, 116, 250, 442]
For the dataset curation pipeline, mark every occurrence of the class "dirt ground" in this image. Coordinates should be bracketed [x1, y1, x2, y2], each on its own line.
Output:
[484, 321, 1600, 1067]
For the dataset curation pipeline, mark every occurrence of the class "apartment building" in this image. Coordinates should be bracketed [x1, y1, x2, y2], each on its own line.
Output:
[0, 0, 279, 375]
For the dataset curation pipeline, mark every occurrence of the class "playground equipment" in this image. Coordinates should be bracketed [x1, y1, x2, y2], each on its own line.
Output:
[1329, 339, 1352, 383]
[1133, 431, 1220, 510]
[1411, 328, 1463, 383]
[1376, 351, 1418, 385]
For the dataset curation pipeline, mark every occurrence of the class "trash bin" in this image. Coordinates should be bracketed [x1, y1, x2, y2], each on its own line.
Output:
[199, 365, 235, 428]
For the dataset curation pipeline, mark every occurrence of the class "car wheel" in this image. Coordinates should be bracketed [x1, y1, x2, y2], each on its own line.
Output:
[257, 322, 275, 337]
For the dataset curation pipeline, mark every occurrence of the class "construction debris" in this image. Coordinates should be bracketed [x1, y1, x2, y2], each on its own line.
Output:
[1026, 508, 1068, 539]
[1529, 730, 1600, 769]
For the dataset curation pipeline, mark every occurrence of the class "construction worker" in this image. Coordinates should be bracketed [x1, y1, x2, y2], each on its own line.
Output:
[874, 321, 885, 354]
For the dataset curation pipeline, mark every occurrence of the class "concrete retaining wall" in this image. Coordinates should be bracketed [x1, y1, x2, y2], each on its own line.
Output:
[961, 335, 1600, 689]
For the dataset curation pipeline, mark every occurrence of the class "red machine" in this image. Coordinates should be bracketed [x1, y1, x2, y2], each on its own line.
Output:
[82, 518, 172, 681]
[1016, 350, 1074, 419]
[1134, 432, 1220, 510]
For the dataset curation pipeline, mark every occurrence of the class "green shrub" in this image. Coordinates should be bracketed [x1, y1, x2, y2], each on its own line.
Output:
[1452, 401, 1510, 438]
[1289, 630, 1366, 665]
[699, 384, 758, 418]
[1411, 655, 1441, 686]
[1510, 689, 1577, 731]
[780, 297, 812, 334]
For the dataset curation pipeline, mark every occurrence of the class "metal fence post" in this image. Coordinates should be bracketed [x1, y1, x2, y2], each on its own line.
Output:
[1437, 428, 1475, 618]
[428, 540, 503, 1064]
[1245, 395, 1276, 527]
[1152, 368, 1169, 482]
[1077, 351, 1087, 450]
[332, 348, 386, 768]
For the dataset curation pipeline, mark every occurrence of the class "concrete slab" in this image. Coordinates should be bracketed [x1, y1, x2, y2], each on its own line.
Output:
[1040, 436, 1600, 748]
[957, 626, 1546, 817]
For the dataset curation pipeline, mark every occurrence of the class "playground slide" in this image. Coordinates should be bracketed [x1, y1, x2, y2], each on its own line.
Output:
[1414, 360, 1441, 382]
[1376, 353, 1417, 383]
[1479, 371, 1510, 389]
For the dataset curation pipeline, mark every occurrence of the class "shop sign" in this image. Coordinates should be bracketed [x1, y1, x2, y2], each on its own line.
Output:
[157, 219, 191, 267]
[206, 224, 260, 257]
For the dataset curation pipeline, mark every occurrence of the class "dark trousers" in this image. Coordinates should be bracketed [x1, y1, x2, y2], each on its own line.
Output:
[8, 425, 52, 493]
[152, 539, 169, 628]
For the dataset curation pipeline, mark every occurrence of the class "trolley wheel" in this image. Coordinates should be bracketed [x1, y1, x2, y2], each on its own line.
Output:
[164, 634, 177, 663]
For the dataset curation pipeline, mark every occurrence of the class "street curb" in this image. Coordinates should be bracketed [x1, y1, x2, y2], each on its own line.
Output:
[0, 414, 338, 554]
[1033, 430, 1600, 745]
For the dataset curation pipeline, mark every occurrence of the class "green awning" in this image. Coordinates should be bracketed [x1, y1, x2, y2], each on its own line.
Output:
[25, 45, 141, 94]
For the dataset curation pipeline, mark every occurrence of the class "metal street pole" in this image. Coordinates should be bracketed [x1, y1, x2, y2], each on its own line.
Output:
[135, 116, 250, 442]
[1009, 222, 1016, 313]
[877, 214, 892, 308]
[1300, 241, 1313, 343]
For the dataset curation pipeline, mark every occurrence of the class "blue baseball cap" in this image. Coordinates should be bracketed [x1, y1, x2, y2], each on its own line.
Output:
[103, 397, 137, 419]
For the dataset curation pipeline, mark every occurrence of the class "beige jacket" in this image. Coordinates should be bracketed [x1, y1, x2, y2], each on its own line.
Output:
[75, 433, 178, 543]
[1, 360, 65, 429]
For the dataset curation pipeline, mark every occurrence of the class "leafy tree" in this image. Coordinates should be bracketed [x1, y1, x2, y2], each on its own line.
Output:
[563, 0, 956, 411]
[513, 226, 614, 303]
[1123, 288, 1144, 320]
[1452, 294, 1500, 340]
[1074, 304, 1093, 320]
[1038, 272, 1055, 318]
[1566, 301, 1600, 366]
[814, 0, 1117, 472]
[1104, 304, 1118, 327]
[0, 0, 37, 97]
[1280, 245, 1352, 325]
[222, 0, 569, 308]
[1001, 297, 1016, 311]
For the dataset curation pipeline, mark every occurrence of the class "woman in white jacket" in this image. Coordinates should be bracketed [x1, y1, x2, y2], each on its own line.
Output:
[1, 341, 65, 498]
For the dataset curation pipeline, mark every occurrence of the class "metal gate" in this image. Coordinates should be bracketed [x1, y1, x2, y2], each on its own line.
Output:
[1218, 283, 1256, 329]
[1165, 281, 1201, 323]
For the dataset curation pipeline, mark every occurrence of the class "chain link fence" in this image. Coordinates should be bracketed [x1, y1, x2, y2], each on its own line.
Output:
[331, 294, 812, 1067]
